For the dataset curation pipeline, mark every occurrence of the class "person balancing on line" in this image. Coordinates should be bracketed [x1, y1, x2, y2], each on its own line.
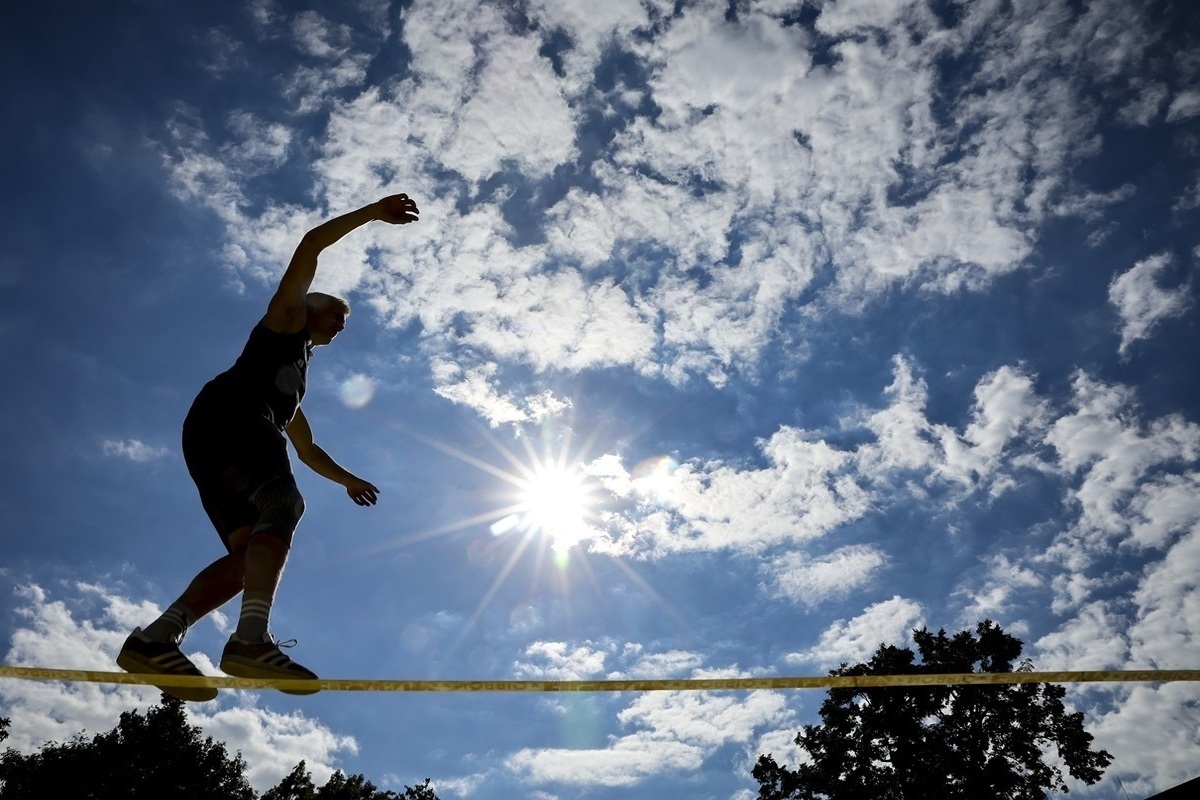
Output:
[118, 193, 420, 700]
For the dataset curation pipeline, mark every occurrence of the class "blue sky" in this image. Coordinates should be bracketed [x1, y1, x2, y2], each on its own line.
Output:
[1, 0, 1199, 797]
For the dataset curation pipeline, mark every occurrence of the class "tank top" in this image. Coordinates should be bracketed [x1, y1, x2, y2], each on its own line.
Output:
[202, 321, 311, 431]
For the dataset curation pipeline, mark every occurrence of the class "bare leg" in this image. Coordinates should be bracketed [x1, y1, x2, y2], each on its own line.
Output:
[175, 525, 254, 619]
[232, 527, 291, 642]
[218, 526, 317, 691]
[141, 525, 255, 643]
[241, 528, 290, 596]
[162, 525, 291, 643]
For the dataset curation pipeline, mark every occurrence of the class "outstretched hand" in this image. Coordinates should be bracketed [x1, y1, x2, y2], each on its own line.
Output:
[344, 476, 380, 507]
[376, 194, 420, 225]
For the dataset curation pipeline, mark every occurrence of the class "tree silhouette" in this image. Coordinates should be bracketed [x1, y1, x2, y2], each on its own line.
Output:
[261, 760, 438, 800]
[754, 621, 1112, 799]
[0, 698, 438, 800]
[0, 696, 254, 800]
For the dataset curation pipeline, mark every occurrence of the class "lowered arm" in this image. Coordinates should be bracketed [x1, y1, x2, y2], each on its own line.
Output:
[285, 408, 380, 507]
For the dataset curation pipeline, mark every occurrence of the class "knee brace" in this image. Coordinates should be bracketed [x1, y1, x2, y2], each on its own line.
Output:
[249, 477, 305, 544]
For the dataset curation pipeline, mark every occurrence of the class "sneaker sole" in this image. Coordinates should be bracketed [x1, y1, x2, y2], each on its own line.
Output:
[116, 650, 219, 702]
[220, 656, 320, 695]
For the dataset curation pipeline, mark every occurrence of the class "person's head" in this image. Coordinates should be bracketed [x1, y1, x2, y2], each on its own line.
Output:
[306, 292, 351, 346]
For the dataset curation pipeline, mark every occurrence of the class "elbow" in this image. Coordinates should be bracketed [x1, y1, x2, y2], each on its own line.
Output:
[299, 443, 331, 469]
[300, 228, 324, 246]
[291, 442, 317, 467]
[295, 232, 325, 258]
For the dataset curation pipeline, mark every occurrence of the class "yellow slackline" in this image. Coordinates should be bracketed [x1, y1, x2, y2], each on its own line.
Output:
[1, 666, 1199, 693]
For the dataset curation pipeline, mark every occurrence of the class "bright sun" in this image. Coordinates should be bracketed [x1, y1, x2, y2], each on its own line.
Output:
[370, 424, 668, 651]
[513, 464, 594, 552]
[382, 421, 604, 565]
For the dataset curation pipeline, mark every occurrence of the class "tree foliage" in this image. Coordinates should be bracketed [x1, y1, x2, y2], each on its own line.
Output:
[261, 760, 438, 800]
[754, 621, 1112, 800]
[0, 696, 437, 800]
[0, 696, 254, 800]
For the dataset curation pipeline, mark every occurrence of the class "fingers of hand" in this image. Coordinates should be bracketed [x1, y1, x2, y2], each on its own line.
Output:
[350, 486, 379, 506]
[381, 194, 419, 223]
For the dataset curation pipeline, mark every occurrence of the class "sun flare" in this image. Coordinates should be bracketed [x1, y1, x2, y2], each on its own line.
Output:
[523, 465, 588, 542]
[369, 422, 687, 653]
[514, 464, 594, 552]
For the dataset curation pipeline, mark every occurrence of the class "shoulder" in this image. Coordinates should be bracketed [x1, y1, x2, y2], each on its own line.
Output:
[263, 289, 307, 335]
[245, 319, 311, 352]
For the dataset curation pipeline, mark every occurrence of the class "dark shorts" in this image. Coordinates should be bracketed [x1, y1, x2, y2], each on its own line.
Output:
[182, 390, 294, 551]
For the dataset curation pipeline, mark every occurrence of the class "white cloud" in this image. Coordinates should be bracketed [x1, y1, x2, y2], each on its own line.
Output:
[201, 702, 358, 791]
[1126, 472, 1200, 550]
[1052, 182, 1137, 222]
[283, 56, 373, 114]
[1043, 371, 1200, 578]
[506, 737, 705, 788]
[854, 357, 1049, 496]
[948, 365, 1051, 492]
[427, 772, 488, 798]
[855, 356, 941, 477]
[1032, 601, 1129, 672]
[954, 553, 1044, 624]
[593, 425, 872, 557]
[814, 0, 929, 36]
[225, 111, 293, 172]
[1165, 89, 1200, 122]
[1029, 528, 1200, 797]
[505, 687, 791, 788]
[276, 8, 378, 112]
[616, 649, 706, 680]
[512, 641, 709, 683]
[1118, 80, 1168, 125]
[430, 358, 573, 427]
[525, 0, 664, 97]
[1069, 529, 1200, 795]
[1173, 176, 1200, 213]
[439, 29, 577, 184]
[1108, 252, 1192, 357]
[0, 583, 357, 793]
[587, 356, 1055, 566]
[495, 639, 795, 790]
[0, 584, 165, 752]
[1086, 683, 1200, 798]
[100, 438, 168, 462]
[748, 724, 810, 781]
[786, 595, 925, 667]
[431, 360, 534, 427]
[762, 545, 888, 607]
[291, 10, 354, 60]
[1127, 529, 1200, 669]
[513, 641, 612, 680]
[387, 0, 581, 189]
[158, 0, 1166, 395]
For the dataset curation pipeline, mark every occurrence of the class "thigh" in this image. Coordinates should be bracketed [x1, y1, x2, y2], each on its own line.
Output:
[183, 403, 293, 548]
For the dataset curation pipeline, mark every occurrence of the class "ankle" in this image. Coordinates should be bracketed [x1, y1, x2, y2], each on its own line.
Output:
[144, 601, 197, 643]
[234, 590, 274, 642]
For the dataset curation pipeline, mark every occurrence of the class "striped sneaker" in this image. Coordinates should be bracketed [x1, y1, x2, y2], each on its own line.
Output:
[116, 628, 218, 702]
[219, 634, 319, 695]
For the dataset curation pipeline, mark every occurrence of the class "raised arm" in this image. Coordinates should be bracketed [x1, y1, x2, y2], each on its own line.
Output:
[264, 194, 420, 334]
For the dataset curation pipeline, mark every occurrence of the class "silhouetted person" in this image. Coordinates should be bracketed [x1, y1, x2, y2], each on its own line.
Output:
[118, 194, 420, 700]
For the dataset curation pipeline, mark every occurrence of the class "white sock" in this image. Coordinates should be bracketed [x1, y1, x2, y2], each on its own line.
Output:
[234, 590, 273, 642]
[144, 601, 197, 644]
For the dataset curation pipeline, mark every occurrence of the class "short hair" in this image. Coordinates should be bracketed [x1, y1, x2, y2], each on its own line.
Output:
[306, 292, 350, 315]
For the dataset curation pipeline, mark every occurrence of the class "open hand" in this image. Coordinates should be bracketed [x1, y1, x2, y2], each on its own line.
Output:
[376, 194, 419, 224]
[344, 477, 380, 506]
